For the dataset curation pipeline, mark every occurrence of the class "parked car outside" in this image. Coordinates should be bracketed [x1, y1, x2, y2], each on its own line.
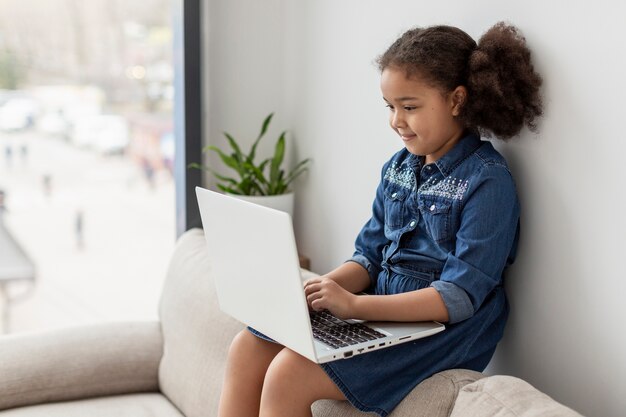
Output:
[71, 115, 129, 154]
[0, 97, 39, 131]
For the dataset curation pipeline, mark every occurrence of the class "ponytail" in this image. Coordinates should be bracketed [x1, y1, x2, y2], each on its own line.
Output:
[464, 22, 543, 138]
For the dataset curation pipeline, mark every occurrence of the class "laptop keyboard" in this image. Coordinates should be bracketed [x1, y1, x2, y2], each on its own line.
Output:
[310, 310, 386, 349]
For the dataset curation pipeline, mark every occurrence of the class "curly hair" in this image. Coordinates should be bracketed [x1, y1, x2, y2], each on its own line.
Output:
[377, 22, 543, 139]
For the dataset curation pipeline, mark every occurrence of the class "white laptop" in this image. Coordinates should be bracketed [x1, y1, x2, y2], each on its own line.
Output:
[195, 187, 445, 364]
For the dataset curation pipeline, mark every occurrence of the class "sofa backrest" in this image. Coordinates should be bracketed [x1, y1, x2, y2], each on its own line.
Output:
[157, 228, 243, 417]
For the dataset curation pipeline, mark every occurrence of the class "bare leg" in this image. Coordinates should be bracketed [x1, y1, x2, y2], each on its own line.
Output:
[218, 330, 283, 417]
[260, 348, 346, 417]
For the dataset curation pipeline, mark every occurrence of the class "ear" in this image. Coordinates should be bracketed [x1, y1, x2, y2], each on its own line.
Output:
[449, 86, 467, 117]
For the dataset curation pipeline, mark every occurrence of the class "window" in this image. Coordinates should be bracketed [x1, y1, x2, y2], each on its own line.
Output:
[0, 0, 202, 333]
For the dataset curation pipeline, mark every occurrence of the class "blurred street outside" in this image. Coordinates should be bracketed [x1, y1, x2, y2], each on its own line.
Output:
[0, 0, 177, 335]
[0, 130, 175, 334]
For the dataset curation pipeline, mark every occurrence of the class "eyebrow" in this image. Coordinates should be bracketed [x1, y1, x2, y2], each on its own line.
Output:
[383, 96, 420, 102]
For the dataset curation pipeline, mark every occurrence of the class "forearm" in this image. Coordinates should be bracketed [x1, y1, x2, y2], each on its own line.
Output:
[325, 261, 371, 294]
[352, 287, 450, 323]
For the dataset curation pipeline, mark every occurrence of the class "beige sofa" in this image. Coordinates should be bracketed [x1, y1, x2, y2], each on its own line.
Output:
[0, 229, 584, 417]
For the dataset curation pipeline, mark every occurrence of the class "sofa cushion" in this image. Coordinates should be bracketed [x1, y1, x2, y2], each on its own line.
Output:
[158, 229, 244, 417]
[0, 393, 183, 417]
[449, 375, 584, 417]
[0, 322, 162, 411]
[312, 369, 484, 417]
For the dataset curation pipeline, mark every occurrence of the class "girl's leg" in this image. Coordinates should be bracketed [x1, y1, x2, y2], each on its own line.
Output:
[218, 330, 283, 417]
[260, 348, 346, 417]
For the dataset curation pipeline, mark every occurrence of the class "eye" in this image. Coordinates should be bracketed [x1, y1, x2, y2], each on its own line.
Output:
[403, 106, 418, 111]
[385, 104, 395, 110]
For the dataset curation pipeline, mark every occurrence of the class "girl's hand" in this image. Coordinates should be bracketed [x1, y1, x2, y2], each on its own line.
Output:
[303, 277, 357, 319]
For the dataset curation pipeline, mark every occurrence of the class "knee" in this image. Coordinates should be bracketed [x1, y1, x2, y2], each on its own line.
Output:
[226, 330, 282, 374]
[260, 350, 344, 415]
[264, 349, 295, 388]
[226, 330, 267, 372]
[262, 349, 312, 404]
[228, 330, 256, 358]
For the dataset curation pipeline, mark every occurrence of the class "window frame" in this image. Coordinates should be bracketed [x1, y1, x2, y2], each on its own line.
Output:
[174, 0, 203, 236]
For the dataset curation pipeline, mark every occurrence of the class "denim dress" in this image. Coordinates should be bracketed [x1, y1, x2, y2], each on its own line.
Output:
[253, 133, 520, 416]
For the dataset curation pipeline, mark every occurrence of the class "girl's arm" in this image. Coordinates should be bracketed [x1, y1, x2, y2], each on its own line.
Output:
[316, 261, 371, 294]
[352, 289, 449, 323]
[304, 265, 450, 323]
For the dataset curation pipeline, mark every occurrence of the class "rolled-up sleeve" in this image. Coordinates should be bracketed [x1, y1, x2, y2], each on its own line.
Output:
[431, 164, 520, 324]
[347, 163, 390, 288]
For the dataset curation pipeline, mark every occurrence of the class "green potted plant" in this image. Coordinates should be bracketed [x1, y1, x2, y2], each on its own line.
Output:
[189, 113, 310, 218]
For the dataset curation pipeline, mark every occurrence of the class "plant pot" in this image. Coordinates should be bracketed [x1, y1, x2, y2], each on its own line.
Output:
[227, 192, 295, 220]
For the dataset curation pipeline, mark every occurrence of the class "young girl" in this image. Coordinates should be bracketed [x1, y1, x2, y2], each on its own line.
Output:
[218, 22, 542, 417]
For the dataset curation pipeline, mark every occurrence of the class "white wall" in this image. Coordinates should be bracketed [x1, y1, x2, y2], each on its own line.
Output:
[203, 0, 297, 189]
[204, 1, 626, 416]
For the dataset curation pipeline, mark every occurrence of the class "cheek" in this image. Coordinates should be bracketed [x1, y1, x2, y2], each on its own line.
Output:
[407, 115, 425, 134]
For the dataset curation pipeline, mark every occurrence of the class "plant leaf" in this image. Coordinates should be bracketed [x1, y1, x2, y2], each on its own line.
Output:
[224, 132, 244, 162]
[206, 146, 244, 177]
[187, 162, 203, 170]
[248, 113, 273, 164]
[243, 160, 269, 186]
[258, 113, 273, 141]
[217, 184, 240, 194]
[238, 176, 265, 196]
[236, 177, 253, 195]
[283, 158, 311, 186]
[284, 166, 308, 185]
[287, 158, 310, 177]
[270, 131, 286, 185]
[272, 170, 286, 195]
[250, 181, 266, 196]
[188, 162, 239, 185]
[210, 170, 239, 185]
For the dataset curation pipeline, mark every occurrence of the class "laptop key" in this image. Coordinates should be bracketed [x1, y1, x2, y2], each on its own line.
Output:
[310, 310, 385, 349]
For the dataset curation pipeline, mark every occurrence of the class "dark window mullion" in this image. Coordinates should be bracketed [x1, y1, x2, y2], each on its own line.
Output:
[174, 0, 203, 236]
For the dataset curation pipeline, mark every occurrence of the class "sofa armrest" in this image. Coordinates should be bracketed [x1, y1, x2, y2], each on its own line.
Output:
[450, 375, 585, 417]
[0, 321, 163, 411]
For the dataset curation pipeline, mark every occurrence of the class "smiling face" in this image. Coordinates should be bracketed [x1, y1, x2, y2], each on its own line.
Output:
[381, 66, 467, 164]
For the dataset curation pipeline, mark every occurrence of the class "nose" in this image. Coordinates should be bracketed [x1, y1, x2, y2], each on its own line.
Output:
[390, 109, 406, 129]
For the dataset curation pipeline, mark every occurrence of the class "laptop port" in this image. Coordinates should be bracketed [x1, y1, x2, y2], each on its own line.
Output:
[343, 351, 353, 358]
[367, 345, 375, 349]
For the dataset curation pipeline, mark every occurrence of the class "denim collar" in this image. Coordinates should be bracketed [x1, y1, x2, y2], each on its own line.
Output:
[433, 132, 482, 177]
[404, 152, 423, 171]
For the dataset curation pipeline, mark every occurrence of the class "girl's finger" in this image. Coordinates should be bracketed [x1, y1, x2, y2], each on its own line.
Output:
[311, 297, 325, 311]
[303, 283, 321, 296]
[306, 290, 323, 304]
[303, 277, 321, 287]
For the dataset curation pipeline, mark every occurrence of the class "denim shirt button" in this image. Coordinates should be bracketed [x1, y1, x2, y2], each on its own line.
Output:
[409, 220, 416, 228]
[430, 204, 436, 211]
[391, 192, 398, 199]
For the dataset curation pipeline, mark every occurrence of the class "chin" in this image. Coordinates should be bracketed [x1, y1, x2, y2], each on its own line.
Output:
[404, 144, 426, 156]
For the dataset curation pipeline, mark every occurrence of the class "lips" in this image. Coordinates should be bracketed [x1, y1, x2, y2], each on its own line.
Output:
[399, 132, 417, 141]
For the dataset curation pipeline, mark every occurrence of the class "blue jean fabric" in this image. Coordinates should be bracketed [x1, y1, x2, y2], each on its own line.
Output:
[250, 133, 520, 416]
[321, 274, 508, 416]
[350, 133, 520, 324]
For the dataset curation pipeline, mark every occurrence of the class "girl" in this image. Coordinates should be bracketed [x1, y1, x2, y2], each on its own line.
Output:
[218, 22, 542, 417]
